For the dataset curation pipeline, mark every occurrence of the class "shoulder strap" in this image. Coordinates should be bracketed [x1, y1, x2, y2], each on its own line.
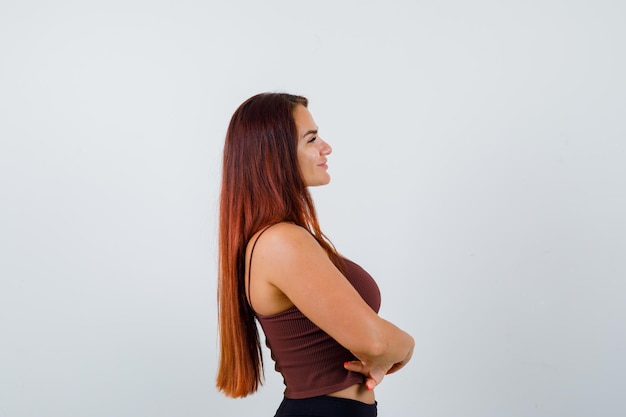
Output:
[246, 224, 277, 310]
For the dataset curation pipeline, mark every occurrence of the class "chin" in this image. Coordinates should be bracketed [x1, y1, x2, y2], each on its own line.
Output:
[306, 177, 331, 187]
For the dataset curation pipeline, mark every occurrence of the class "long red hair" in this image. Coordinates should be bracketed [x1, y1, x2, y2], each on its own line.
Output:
[216, 93, 342, 397]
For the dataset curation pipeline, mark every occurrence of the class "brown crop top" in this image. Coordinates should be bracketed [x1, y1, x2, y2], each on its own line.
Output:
[247, 229, 381, 399]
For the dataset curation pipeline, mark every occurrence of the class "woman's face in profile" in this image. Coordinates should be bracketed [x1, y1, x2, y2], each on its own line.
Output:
[293, 105, 333, 187]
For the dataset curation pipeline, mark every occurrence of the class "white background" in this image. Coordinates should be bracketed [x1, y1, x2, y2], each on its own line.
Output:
[1, 1, 625, 416]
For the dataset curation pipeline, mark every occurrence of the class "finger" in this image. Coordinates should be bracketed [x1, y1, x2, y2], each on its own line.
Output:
[365, 377, 377, 390]
[343, 361, 364, 372]
[369, 367, 386, 384]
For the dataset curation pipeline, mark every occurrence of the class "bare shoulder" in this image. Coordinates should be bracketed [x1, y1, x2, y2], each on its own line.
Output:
[245, 222, 330, 315]
[247, 222, 323, 261]
[246, 221, 338, 290]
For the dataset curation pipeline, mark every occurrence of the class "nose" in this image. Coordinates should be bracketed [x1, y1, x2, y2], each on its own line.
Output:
[320, 138, 332, 155]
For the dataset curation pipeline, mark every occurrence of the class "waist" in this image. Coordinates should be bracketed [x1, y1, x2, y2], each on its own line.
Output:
[326, 383, 375, 404]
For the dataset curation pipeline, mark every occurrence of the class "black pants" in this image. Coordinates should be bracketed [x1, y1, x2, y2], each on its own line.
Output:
[274, 395, 377, 417]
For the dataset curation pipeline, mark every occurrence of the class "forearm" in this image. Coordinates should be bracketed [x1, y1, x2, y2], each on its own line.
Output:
[344, 321, 414, 390]
[353, 319, 414, 367]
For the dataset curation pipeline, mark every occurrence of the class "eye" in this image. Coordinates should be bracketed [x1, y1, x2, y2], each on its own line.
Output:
[307, 136, 317, 143]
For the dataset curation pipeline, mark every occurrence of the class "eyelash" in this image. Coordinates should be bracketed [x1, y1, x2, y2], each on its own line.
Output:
[307, 136, 317, 143]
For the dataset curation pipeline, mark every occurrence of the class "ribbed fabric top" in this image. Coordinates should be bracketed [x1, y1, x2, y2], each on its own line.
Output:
[254, 258, 381, 399]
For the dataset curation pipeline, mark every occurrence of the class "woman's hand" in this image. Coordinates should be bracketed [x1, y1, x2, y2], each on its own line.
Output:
[343, 360, 392, 390]
[386, 343, 413, 375]
[344, 343, 414, 390]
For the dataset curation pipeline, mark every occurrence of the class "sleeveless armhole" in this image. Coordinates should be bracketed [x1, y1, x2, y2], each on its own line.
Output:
[246, 224, 277, 312]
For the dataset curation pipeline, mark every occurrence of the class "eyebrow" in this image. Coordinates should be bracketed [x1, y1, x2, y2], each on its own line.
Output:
[302, 128, 318, 139]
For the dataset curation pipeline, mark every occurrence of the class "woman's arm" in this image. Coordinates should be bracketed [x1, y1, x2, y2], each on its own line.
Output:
[344, 318, 414, 390]
[249, 223, 415, 389]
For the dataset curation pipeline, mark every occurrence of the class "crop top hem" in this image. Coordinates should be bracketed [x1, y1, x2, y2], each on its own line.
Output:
[284, 374, 365, 399]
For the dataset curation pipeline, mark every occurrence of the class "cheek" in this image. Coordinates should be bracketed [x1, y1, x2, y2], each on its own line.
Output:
[298, 149, 313, 166]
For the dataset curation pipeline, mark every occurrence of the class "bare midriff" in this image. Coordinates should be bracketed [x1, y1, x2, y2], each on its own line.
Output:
[326, 383, 375, 404]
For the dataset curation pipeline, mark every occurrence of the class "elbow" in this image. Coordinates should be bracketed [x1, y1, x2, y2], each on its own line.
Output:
[348, 318, 413, 362]
[359, 328, 398, 360]
[364, 337, 388, 359]
[365, 328, 414, 361]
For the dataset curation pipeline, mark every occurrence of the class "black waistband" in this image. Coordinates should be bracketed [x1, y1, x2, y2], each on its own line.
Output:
[275, 395, 377, 417]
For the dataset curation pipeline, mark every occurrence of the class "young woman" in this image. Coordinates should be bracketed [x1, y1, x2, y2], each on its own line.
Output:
[216, 93, 414, 417]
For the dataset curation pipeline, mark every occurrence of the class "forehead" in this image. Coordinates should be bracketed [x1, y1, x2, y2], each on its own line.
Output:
[293, 105, 317, 137]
